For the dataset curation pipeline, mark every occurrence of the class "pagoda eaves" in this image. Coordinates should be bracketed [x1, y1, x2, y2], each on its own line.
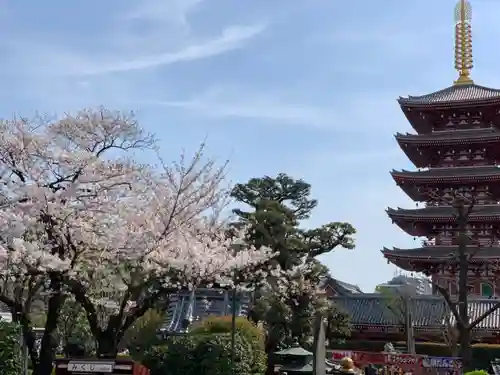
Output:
[387, 205, 500, 237]
[382, 246, 500, 275]
[395, 128, 500, 168]
[395, 128, 500, 146]
[392, 165, 500, 182]
[398, 83, 500, 108]
[391, 166, 500, 201]
[382, 246, 500, 262]
[398, 84, 500, 135]
[388, 205, 500, 222]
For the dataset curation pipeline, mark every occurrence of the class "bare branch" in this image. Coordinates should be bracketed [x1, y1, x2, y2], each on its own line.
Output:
[432, 282, 464, 326]
[468, 301, 500, 331]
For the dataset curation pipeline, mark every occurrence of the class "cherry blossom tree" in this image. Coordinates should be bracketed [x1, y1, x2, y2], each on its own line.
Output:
[0, 108, 273, 375]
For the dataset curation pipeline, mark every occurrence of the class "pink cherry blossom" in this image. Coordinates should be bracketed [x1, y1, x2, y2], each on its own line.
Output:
[0, 108, 274, 339]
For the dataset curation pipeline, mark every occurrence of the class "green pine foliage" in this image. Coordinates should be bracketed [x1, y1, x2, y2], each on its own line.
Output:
[230, 173, 354, 354]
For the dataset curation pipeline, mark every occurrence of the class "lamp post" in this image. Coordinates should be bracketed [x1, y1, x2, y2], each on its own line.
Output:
[230, 287, 237, 375]
[399, 283, 416, 354]
[230, 240, 246, 375]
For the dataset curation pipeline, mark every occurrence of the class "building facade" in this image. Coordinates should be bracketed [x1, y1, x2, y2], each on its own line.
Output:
[376, 275, 432, 295]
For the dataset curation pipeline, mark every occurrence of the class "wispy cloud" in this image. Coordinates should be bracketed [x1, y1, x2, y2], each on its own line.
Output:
[4, 0, 266, 78]
[122, 0, 203, 27]
[153, 87, 337, 129]
[69, 24, 266, 76]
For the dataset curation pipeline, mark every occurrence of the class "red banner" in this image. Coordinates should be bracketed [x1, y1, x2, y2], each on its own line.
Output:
[331, 351, 418, 368]
[331, 351, 461, 371]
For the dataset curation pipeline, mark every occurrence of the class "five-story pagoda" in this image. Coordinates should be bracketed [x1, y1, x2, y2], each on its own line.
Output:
[383, 0, 500, 297]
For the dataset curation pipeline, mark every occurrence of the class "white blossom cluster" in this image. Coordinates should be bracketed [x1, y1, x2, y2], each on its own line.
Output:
[0, 108, 274, 312]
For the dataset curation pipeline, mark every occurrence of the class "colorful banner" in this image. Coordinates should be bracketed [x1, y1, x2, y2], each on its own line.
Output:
[421, 356, 462, 369]
[330, 351, 462, 370]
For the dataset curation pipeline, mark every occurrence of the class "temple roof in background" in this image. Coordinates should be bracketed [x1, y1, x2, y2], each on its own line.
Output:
[319, 276, 363, 295]
[160, 276, 362, 334]
[332, 294, 500, 331]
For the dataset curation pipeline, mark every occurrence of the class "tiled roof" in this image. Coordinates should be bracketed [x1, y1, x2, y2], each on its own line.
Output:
[332, 294, 500, 330]
[398, 84, 500, 106]
[391, 166, 500, 181]
[335, 280, 363, 295]
[387, 205, 500, 220]
[395, 128, 500, 145]
[162, 288, 251, 333]
[382, 246, 500, 260]
[319, 276, 363, 295]
[333, 294, 446, 328]
[448, 300, 500, 329]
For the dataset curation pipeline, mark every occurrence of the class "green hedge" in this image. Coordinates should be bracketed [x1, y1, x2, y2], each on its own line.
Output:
[190, 316, 265, 351]
[464, 371, 488, 375]
[142, 333, 266, 375]
[0, 321, 22, 375]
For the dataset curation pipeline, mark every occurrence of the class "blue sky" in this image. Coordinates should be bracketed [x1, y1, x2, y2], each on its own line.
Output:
[2, 0, 500, 292]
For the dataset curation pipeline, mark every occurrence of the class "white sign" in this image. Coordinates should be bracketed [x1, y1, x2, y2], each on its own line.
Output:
[67, 361, 114, 373]
[0, 312, 12, 322]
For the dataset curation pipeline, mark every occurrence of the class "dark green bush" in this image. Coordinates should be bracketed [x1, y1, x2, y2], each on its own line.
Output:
[0, 320, 22, 375]
[143, 333, 266, 375]
[190, 316, 265, 350]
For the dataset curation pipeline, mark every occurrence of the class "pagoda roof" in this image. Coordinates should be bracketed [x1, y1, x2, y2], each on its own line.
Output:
[332, 294, 500, 331]
[395, 128, 500, 146]
[382, 246, 500, 261]
[391, 166, 500, 183]
[387, 205, 500, 222]
[398, 83, 500, 107]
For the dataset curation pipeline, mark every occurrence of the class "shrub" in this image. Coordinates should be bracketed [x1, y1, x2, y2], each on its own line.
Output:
[0, 320, 22, 375]
[464, 371, 488, 375]
[190, 316, 265, 350]
[120, 309, 165, 358]
[143, 332, 266, 375]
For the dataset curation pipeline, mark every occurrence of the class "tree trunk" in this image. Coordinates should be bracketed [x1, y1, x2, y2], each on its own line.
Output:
[457, 203, 471, 371]
[33, 288, 65, 375]
[459, 328, 472, 370]
[96, 328, 120, 358]
[33, 344, 57, 375]
[265, 356, 274, 375]
[265, 336, 278, 375]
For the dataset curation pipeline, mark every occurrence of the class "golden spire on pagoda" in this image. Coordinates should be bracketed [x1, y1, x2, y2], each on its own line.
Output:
[454, 0, 474, 85]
